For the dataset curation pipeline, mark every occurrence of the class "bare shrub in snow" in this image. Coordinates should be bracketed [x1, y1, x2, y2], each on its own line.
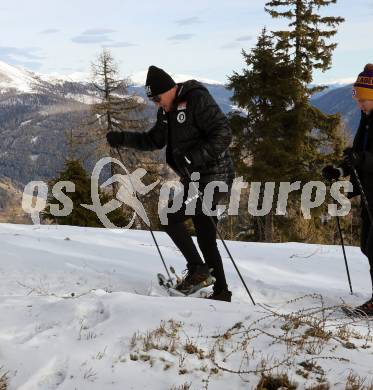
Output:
[0, 368, 8, 390]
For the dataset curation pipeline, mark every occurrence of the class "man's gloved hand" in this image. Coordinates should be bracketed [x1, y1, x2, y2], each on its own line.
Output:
[106, 131, 124, 148]
[343, 147, 364, 168]
[173, 149, 192, 171]
[322, 165, 342, 181]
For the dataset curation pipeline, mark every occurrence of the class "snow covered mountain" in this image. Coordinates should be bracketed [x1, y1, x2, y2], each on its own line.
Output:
[0, 223, 372, 389]
[0, 61, 233, 185]
[0, 61, 112, 184]
[0, 60, 98, 101]
[0, 60, 224, 96]
[0, 60, 41, 93]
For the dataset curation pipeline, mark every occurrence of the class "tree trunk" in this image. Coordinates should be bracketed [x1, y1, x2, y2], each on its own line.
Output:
[264, 210, 274, 242]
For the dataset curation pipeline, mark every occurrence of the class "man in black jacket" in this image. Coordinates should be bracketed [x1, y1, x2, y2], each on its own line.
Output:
[323, 63, 373, 315]
[106, 66, 234, 302]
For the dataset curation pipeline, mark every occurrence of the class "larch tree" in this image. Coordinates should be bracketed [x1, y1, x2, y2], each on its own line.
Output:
[89, 49, 148, 190]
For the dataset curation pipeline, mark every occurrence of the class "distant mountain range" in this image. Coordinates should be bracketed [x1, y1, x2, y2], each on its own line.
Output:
[311, 84, 360, 133]
[0, 60, 361, 187]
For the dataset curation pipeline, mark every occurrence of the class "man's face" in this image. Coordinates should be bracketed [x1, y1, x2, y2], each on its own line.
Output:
[150, 87, 176, 112]
[355, 98, 373, 114]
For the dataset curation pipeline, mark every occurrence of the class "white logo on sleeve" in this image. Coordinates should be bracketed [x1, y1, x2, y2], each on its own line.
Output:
[177, 112, 186, 123]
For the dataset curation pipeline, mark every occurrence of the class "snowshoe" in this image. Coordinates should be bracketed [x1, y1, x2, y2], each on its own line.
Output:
[157, 273, 186, 297]
[174, 264, 216, 295]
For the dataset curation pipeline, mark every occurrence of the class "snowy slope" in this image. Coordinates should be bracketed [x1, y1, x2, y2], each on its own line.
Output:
[0, 61, 40, 93]
[0, 59, 223, 92]
[38, 71, 91, 84]
[0, 223, 372, 389]
[38, 69, 222, 87]
[0, 60, 92, 93]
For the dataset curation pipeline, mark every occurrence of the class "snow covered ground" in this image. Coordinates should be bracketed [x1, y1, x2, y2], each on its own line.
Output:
[0, 223, 372, 389]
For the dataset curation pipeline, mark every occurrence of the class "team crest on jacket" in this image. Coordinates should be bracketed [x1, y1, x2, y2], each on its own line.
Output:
[177, 111, 186, 123]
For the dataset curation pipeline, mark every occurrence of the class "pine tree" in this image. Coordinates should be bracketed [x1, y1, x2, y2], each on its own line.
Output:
[265, 0, 345, 90]
[228, 21, 346, 242]
[265, 2, 346, 178]
[229, 29, 298, 183]
[229, 29, 301, 241]
[43, 159, 129, 228]
[262, 0, 345, 187]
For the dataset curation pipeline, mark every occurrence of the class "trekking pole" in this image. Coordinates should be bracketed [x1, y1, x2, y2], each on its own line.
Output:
[115, 147, 173, 284]
[327, 186, 353, 294]
[335, 213, 353, 295]
[183, 166, 256, 305]
[347, 160, 373, 225]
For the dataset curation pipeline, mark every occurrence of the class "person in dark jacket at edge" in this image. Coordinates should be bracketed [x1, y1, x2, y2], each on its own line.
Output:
[323, 63, 373, 315]
[106, 66, 235, 302]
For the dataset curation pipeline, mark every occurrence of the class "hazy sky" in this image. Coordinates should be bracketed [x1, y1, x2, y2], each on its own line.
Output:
[1, 0, 372, 84]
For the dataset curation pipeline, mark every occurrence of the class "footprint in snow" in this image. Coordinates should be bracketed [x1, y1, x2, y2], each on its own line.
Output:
[15, 321, 59, 344]
[17, 356, 68, 390]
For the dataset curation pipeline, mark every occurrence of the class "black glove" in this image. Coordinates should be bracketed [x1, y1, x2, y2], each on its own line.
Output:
[173, 149, 192, 171]
[106, 131, 124, 148]
[322, 165, 341, 181]
[343, 147, 363, 168]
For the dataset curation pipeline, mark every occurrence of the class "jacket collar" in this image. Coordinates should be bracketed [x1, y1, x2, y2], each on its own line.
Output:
[170, 83, 185, 111]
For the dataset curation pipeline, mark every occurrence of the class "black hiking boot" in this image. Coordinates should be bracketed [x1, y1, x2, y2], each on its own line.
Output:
[175, 264, 213, 294]
[207, 289, 232, 302]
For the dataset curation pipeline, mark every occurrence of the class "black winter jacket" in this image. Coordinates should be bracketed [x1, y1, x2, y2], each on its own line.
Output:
[116, 80, 235, 184]
[341, 111, 373, 203]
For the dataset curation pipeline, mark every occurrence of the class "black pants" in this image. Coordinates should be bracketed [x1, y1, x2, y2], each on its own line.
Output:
[162, 182, 230, 293]
[361, 208, 373, 296]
